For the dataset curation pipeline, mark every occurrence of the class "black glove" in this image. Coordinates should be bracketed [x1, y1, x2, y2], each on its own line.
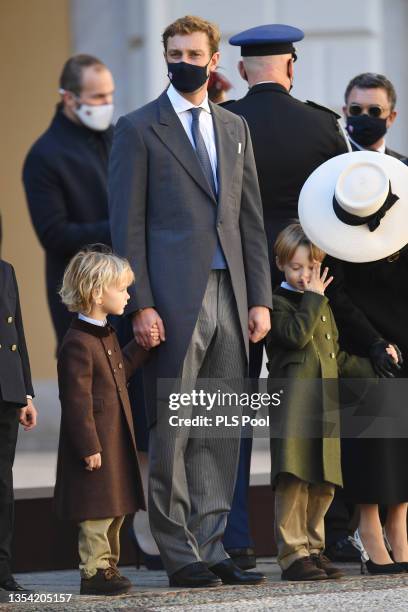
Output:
[369, 339, 402, 378]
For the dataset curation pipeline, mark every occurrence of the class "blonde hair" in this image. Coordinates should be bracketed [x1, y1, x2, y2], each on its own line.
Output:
[59, 247, 134, 314]
[162, 15, 221, 56]
[274, 223, 325, 265]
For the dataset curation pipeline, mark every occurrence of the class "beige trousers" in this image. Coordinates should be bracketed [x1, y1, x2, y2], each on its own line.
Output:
[275, 473, 334, 570]
[78, 516, 125, 578]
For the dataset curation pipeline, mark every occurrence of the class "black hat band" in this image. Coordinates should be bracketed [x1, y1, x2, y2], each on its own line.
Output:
[332, 182, 399, 232]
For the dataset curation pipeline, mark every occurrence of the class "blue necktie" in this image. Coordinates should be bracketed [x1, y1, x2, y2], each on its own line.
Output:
[189, 107, 226, 269]
[189, 107, 217, 197]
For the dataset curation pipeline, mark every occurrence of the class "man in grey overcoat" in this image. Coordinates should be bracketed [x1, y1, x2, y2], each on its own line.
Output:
[109, 15, 272, 588]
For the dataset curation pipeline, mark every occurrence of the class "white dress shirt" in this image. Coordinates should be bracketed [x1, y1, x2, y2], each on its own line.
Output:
[167, 84, 218, 191]
[281, 281, 303, 293]
[78, 313, 107, 327]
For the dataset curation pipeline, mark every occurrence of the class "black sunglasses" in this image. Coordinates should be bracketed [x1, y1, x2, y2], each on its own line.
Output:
[348, 103, 385, 118]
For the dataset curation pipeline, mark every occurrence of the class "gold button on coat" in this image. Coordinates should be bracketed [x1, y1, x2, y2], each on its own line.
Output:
[330, 352, 335, 359]
[321, 315, 327, 322]
[11, 344, 17, 351]
[326, 333, 331, 340]
[7, 316, 13, 324]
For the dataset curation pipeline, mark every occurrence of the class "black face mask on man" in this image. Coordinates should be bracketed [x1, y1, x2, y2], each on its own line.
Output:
[167, 59, 211, 93]
[346, 114, 388, 147]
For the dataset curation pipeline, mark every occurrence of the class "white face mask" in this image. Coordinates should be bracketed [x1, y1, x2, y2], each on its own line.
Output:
[74, 102, 114, 131]
[59, 88, 114, 131]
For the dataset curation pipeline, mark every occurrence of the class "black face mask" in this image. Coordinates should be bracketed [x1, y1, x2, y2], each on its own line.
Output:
[346, 114, 388, 147]
[167, 60, 211, 93]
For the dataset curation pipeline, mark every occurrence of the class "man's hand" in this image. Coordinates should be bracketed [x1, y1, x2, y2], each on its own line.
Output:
[132, 308, 165, 350]
[19, 398, 38, 431]
[84, 453, 102, 471]
[248, 306, 271, 343]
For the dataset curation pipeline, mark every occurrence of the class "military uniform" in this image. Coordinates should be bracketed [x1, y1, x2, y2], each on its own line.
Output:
[227, 87, 348, 286]
[224, 22, 347, 564]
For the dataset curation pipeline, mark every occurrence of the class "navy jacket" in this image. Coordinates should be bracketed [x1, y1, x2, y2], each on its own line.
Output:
[22, 108, 112, 346]
[226, 84, 348, 283]
[0, 261, 34, 406]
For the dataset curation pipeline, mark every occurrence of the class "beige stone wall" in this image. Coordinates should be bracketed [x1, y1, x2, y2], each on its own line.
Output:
[1, 0, 71, 379]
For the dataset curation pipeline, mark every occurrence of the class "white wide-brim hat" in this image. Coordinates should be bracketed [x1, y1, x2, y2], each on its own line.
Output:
[298, 151, 408, 262]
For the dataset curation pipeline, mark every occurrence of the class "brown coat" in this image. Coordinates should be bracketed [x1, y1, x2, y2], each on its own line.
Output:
[54, 318, 147, 521]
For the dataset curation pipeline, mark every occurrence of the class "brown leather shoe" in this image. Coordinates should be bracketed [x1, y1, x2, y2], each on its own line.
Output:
[281, 556, 328, 581]
[311, 553, 344, 579]
[80, 567, 132, 596]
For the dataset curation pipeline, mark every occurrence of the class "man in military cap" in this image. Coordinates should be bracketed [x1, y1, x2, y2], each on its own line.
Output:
[223, 24, 349, 568]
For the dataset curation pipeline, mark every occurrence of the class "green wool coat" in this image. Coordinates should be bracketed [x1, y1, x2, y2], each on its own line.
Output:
[266, 287, 374, 487]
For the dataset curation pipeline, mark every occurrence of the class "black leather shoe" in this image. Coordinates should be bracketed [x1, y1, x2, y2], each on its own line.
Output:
[169, 562, 222, 588]
[0, 576, 33, 593]
[361, 560, 405, 576]
[210, 558, 265, 584]
[226, 548, 257, 570]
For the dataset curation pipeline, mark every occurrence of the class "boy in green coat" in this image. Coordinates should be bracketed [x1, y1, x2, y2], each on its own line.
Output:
[266, 224, 395, 582]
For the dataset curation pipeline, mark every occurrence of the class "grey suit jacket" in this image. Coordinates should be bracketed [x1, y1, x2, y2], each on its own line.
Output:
[109, 91, 272, 426]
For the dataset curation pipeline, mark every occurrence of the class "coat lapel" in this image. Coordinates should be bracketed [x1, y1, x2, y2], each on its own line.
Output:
[211, 102, 238, 216]
[152, 92, 216, 203]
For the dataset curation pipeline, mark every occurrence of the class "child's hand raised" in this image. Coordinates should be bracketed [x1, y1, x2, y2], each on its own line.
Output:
[306, 262, 333, 296]
[84, 452, 102, 471]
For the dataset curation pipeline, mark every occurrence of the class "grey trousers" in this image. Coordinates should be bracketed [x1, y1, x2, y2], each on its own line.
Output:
[149, 271, 246, 575]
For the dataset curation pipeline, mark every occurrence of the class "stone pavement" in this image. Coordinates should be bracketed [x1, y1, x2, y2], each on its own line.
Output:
[1, 558, 408, 611]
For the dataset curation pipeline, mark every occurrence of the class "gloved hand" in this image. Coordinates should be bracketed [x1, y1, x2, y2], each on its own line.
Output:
[369, 339, 402, 378]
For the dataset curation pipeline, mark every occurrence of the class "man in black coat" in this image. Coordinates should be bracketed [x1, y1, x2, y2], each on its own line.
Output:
[0, 252, 37, 595]
[343, 72, 407, 163]
[220, 24, 348, 568]
[23, 54, 114, 348]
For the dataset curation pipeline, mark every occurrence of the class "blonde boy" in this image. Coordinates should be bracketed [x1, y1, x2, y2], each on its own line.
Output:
[54, 247, 158, 596]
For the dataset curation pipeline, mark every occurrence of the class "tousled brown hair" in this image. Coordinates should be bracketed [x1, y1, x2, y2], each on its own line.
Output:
[274, 223, 325, 265]
[162, 15, 220, 56]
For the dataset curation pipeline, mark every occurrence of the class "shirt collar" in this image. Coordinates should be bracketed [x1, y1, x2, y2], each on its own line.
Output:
[348, 135, 386, 154]
[167, 84, 211, 115]
[78, 313, 107, 327]
[281, 281, 303, 293]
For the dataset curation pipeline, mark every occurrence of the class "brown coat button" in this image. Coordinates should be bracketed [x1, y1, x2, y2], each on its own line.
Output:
[7, 316, 13, 324]
[118, 363, 123, 369]
[107, 349, 112, 356]
[11, 344, 17, 351]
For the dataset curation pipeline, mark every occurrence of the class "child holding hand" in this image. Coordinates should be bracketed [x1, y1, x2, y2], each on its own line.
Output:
[54, 247, 159, 595]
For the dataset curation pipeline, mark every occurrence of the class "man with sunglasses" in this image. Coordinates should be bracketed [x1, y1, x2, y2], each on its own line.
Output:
[323, 73, 407, 564]
[344, 72, 407, 162]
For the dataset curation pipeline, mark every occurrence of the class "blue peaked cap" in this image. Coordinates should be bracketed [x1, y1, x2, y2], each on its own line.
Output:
[229, 24, 304, 57]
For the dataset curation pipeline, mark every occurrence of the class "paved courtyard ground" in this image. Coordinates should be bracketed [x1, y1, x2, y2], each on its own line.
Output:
[2, 558, 408, 611]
